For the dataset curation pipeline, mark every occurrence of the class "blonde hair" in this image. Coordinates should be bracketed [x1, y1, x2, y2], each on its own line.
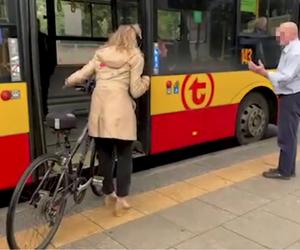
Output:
[105, 24, 141, 51]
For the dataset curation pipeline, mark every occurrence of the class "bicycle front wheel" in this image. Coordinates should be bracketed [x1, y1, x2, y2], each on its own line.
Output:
[6, 154, 68, 249]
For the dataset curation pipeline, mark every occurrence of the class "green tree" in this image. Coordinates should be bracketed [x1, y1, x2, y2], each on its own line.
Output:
[158, 10, 181, 40]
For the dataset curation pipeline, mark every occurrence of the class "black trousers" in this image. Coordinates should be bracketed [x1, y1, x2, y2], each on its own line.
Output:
[277, 92, 300, 176]
[94, 138, 133, 197]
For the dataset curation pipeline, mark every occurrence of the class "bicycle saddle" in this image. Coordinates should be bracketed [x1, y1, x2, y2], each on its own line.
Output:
[46, 112, 77, 130]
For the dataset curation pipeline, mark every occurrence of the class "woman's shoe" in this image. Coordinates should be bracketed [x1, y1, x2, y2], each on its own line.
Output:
[104, 192, 117, 207]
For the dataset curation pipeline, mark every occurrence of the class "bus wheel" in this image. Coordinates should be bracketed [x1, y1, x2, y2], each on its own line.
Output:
[236, 92, 269, 145]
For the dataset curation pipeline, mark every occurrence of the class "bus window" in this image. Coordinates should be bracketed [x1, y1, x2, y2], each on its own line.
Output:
[92, 4, 112, 38]
[55, 0, 112, 38]
[0, 0, 21, 82]
[0, 26, 20, 82]
[268, 0, 295, 35]
[117, 0, 138, 25]
[239, 0, 297, 68]
[156, 0, 238, 75]
[36, 0, 48, 34]
[240, 0, 295, 35]
[0, 0, 16, 24]
[55, 0, 113, 65]
[0, 0, 8, 23]
[158, 10, 181, 41]
[56, 40, 100, 65]
[55, 0, 92, 37]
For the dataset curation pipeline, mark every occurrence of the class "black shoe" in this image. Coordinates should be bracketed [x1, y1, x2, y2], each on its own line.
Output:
[268, 168, 296, 177]
[263, 170, 291, 180]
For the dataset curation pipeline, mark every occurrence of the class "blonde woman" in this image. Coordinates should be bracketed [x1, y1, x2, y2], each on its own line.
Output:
[65, 24, 150, 216]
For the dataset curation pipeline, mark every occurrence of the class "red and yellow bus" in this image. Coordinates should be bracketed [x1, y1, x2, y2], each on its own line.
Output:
[0, 0, 299, 190]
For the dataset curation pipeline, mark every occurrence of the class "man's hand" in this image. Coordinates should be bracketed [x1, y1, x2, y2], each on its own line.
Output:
[248, 60, 268, 78]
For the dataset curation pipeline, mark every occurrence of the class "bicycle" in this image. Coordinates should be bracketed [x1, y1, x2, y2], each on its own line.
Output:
[6, 80, 103, 249]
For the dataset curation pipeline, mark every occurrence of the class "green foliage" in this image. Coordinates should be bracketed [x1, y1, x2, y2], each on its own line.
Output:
[158, 10, 181, 40]
[36, 0, 48, 33]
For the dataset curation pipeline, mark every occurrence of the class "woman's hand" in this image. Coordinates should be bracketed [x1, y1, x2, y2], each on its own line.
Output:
[142, 75, 150, 89]
[62, 79, 70, 89]
[64, 78, 69, 86]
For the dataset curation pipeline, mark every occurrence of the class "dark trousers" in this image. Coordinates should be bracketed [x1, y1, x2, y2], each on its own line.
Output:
[94, 138, 133, 197]
[277, 92, 300, 176]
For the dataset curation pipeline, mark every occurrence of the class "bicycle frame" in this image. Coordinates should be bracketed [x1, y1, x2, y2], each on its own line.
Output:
[49, 123, 98, 205]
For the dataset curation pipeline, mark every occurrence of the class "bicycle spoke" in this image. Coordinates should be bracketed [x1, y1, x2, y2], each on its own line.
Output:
[7, 154, 68, 249]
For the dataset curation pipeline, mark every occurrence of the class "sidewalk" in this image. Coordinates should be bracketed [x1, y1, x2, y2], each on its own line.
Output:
[2, 138, 300, 249]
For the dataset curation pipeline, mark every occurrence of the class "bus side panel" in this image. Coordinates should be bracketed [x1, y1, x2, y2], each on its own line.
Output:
[0, 134, 30, 189]
[0, 82, 31, 189]
[0, 83, 30, 137]
[150, 72, 274, 154]
[151, 104, 238, 154]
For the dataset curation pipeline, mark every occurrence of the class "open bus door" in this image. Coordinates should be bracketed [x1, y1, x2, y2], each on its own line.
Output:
[136, 0, 152, 155]
[31, 0, 152, 156]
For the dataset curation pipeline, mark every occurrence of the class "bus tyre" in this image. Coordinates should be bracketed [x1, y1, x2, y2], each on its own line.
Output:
[236, 92, 269, 145]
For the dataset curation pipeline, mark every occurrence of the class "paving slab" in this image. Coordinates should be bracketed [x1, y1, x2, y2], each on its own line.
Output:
[52, 213, 102, 248]
[199, 186, 270, 215]
[0, 208, 7, 218]
[157, 199, 235, 234]
[0, 216, 5, 237]
[291, 189, 300, 198]
[224, 210, 300, 249]
[233, 176, 300, 200]
[263, 195, 300, 224]
[156, 182, 207, 202]
[175, 227, 264, 249]
[60, 232, 125, 249]
[108, 215, 194, 249]
[0, 237, 8, 249]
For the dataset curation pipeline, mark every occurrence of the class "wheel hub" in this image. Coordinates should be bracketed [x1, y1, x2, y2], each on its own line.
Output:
[240, 104, 266, 137]
[34, 191, 59, 225]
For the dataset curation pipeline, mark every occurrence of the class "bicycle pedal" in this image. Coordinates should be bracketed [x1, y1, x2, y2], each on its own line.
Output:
[77, 180, 91, 192]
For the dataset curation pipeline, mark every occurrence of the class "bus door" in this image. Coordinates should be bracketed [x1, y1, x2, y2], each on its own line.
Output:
[33, 0, 151, 154]
[0, 0, 31, 190]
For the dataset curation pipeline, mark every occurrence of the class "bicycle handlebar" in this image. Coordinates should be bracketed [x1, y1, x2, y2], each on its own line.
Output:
[65, 79, 96, 95]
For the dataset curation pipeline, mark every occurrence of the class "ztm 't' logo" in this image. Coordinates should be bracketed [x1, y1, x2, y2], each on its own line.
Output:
[181, 74, 215, 110]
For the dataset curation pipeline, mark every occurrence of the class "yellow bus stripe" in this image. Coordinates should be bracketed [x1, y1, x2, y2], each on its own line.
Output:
[151, 71, 273, 115]
[0, 83, 30, 136]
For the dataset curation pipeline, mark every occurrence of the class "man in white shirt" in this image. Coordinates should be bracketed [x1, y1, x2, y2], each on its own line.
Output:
[249, 22, 300, 179]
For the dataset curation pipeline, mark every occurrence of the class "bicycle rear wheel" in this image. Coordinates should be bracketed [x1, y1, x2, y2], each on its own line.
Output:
[6, 154, 68, 249]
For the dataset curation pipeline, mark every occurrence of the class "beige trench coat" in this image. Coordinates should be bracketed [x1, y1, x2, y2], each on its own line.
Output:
[66, 46, 150, 140]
